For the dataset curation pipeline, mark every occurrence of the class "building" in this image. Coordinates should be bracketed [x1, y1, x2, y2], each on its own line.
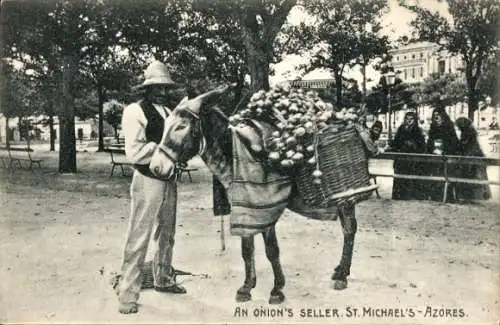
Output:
[387, 41, 483, 131]
[388, 41, 464, 84]
[0, 114, 114, 143]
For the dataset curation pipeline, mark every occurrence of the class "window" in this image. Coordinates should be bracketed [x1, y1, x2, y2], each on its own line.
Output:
[404, 69, 407, 80]
[420, 67, 424, 77]
[396, 56, 399, 61]
[412, 68, 415, 78]
[420, 53, 424, 58]
[403, 55, 407, 60]
[438, 60, 446, 74]
[412, 54, 415, 59]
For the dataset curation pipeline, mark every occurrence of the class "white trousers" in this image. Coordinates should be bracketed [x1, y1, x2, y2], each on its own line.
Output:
[118, 171, 178, 304]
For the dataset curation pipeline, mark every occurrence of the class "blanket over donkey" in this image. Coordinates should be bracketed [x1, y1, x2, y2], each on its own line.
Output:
[229, 123, 345, 237]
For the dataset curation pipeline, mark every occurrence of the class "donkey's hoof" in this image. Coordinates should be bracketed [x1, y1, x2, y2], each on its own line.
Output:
[236, 288, 252, 302]
[333, 279, 348, 290]
[118, 302, 139, 314]
[236, 292, 252, 302]
[269, 290, 285, 304]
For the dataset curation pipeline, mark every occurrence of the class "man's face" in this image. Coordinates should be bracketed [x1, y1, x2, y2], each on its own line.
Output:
[148, 85, 171, 104]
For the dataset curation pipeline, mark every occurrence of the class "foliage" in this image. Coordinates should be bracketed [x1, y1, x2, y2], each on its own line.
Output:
[279, 0, 390, 105]
[366, 77, 417, 114]
[192, 0, 297, 92]
[412, 73, 467, 109]
[103, 100, 124, 139]
[401, 0, 500, 119]
[1, 62, 40, 118]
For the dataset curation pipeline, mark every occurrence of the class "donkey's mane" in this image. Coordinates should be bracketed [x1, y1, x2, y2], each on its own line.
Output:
[198, 106, 233, 189]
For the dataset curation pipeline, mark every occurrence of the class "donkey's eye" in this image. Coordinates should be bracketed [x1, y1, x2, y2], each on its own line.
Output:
[174, 123, 188, 131]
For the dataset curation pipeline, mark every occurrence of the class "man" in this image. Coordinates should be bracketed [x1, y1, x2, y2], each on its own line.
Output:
[117, 60, 186, 314]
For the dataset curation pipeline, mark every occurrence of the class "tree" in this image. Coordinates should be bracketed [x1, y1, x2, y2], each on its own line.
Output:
[280, 0, 390, 106]
[401, 0, 500, 120]
[103, 100, 124, 143]
[3, 0, 155, 172]
[350, 0, 390, 103]
[412, 73, 467, 110]
[1, 63, 40, 147]
[192, 0, 297, 93]
[366, 76, 417, 139]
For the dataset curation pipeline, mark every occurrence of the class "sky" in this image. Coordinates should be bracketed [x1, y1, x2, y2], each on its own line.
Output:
[270, 0, 450, 88]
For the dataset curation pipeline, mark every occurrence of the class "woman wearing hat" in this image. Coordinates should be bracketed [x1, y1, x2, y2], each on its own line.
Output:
[117, 60, 186, 314]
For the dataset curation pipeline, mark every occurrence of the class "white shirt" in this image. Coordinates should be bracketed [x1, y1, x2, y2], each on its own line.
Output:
[121, 102, 170, 165]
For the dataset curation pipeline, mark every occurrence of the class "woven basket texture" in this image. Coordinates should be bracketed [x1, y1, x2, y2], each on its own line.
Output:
[296, 124, 372, 207]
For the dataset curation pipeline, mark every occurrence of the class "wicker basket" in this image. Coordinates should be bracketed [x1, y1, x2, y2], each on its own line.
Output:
[295, 123, 377, 207]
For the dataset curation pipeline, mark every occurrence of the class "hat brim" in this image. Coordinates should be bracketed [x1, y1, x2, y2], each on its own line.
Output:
[133, 77, 179, 90]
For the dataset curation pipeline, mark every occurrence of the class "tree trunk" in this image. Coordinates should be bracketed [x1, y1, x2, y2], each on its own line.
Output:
[97, 83, 105, 152]
[241, 16, 270, 92]
[59, 55, 77, 173]
[5, 116, 9, 148]
[334, 71, 343, 106]
[49, 114, 55, 151]
[467, 89, 478, 121]
[361, 61, 367, 104]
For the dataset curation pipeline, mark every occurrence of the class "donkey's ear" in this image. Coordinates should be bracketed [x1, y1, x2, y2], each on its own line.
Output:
[198, 83, 236, 103]
[178, 96, 189, 105]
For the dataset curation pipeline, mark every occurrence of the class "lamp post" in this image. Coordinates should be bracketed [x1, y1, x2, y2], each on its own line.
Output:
[461, 95, 467, 114]
[385, 72, 396, 141]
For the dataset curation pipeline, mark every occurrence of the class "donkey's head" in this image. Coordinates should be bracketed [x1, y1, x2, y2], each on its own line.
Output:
[149, 84, 234, 179]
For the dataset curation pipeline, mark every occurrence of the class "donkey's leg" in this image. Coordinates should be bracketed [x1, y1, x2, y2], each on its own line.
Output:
[262, 225, 285, 304]
[332, 204, 357, 290]
[236, 236, 256, 302]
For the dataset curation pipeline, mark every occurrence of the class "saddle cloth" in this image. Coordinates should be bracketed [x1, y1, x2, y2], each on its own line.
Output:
[229, 121, 340, 237]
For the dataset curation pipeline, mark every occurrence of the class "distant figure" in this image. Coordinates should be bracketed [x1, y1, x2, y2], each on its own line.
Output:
[455, 117, 491, 202]
[489, 117, 499, 130]
[370, 120, 383, 141]
[425, 108, 459, 202]
[389, 112, 427, 200]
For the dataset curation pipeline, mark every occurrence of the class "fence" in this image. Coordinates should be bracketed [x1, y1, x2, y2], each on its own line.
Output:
[370, 152, 500, 203]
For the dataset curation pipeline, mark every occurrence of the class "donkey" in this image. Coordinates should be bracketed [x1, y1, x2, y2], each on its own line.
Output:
[149, 85, 359, 304]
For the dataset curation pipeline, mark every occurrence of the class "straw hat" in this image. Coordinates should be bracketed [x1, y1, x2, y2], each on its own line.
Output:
[134, 60, 176, 89]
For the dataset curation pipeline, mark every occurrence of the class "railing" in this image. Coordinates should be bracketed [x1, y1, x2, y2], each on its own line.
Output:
[370, 152, 500, 203]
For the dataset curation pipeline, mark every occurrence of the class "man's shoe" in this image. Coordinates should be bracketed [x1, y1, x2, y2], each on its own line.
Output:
[154, 283, 187, 294]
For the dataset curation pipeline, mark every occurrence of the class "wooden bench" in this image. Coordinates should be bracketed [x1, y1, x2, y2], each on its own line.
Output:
[105, 146, 133, 177]
[0, 146, 43, 170]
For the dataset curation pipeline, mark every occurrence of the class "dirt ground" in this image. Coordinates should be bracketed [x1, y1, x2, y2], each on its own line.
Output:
[0, 151, 499, 324]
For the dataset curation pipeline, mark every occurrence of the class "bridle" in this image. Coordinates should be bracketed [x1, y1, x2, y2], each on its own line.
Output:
[156, 108, 207, 167]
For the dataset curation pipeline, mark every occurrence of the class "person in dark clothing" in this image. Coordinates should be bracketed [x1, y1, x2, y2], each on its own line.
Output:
[370, 120, 383, 141]
[425, 108, 459, 202]
[390, 112, 427, 200]
[454, 117, 491, 201]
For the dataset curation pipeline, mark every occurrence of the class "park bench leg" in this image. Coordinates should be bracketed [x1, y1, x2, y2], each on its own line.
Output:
[187, 171, 193, 182]
[120, 164, 126, 176]
[110, 164, 116, 177]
